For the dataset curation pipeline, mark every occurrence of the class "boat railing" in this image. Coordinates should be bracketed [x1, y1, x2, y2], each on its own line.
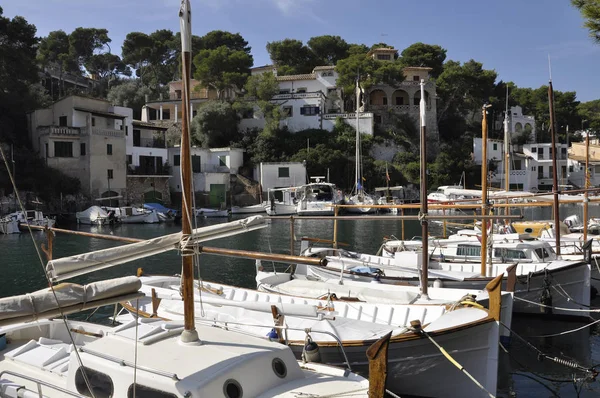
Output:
[79, 346, 180, 380]
[0, 370, 86, 397]
[196, 318, 355, 372]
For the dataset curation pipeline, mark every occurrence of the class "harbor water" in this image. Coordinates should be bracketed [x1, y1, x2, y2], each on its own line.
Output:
[2, 203, 600, 397]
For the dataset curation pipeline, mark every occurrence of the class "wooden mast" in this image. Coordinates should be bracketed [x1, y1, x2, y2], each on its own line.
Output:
[503, 87, 511, 223]
[481, 104, 491, 277]
[548, 74, 561, 255]
[584, 132, 590, 241]
[419, 80, 429, 298]
[178, 0, 199, 343]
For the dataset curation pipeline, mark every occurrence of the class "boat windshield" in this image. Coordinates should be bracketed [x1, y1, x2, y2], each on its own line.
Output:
[534, 246, 555, 261]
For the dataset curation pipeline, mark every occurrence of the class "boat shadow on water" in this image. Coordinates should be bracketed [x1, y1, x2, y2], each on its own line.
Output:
[498, 313, 600, 397]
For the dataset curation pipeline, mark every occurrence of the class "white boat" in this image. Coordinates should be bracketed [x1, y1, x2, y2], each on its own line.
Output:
[296, 179, 343, 216]
[195, 207, 230, 218]
[346, 193, 376, 214]
[265, 187, 298, 216]
[143, 202, 179, 222]
[0, 278, 369, 398]
[0, 210, 55, 233]
[76, 205, 118, 225]
[231, 203, 266, 214]
[104, 206, 160, 223]
[126, 272, 504, 398]
[373, 235, 592, 317]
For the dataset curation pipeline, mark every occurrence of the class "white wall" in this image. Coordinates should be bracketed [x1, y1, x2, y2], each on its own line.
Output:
[256, 162, 307, 192]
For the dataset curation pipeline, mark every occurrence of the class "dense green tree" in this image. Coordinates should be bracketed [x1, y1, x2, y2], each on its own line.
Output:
[241, 72, 282, 134]
[572, 0, 600, 43]
[436, 60, 497, 125]
[68, 27, 111, 70]
[193, 45, 253, 98]
[191, 100, 240, 147]
[121, 29, 177, 87]
[266, 39, 316, 75]
[107, 80, 154, 119]
[198, 30, 250, 52]
[335, 52, 404, 97]
[577, 99, 600, 133]
[399, 43, 447, 78]
[307, 35, 350, 65]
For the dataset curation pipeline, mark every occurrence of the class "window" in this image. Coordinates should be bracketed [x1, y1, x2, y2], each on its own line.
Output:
[175, 89, 182, 99]
[107, 144, 113, 155]
[532, 166, 536, 171]
[59, 116, 67, 127]
[173, 154, 180, 166]
[80, 143, 86, 156]
[382, 97, 388, 105]
[538, 148, 544, 159]
[531, 147, 537, 153]
[107, 169, 113, 179]
[413, 75, 420, 81]
[242, 109, 254, 119]
[327, 88, 337, 94]
[569, 165, 574, 172]
[549, 165, 553, 177]
[75, 366, 113, 398]
[513, 159, 522, 170]
[125, 126, 128, 136]
[279, 89, 290, 95]
[127, 384, 177, 398]
[494, 248, 527, 260]
[91, 117, 96, 127]
[561, 147, 567, 159]
[54, 141, 73, 157]
[562, 165, 567, 176]
[133, 129, 141, 146]
[126, 155, 132, 165]
[377, 54, 391, 60]
[296, 88, 307, 93]
[192, 155, 201, 172]
[278, 167, 290, 178]
[282, 106, 293, 118]
[456, 245, 481, 257]
[538, 166, 544, 178]
[219, 155, 227, 167]
[300, 106, 319, 116]
[395, 97, 404, 105]
[493, 143, 497, 151]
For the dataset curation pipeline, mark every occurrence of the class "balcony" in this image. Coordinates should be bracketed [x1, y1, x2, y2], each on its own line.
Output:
[38, 126, 80, 136]
[127, 164, 171, 176]
[272, 92, 324, 100]
[134, 137, 166, 148]
[92, 128, 124, 138]
[323, 112, 374, 120]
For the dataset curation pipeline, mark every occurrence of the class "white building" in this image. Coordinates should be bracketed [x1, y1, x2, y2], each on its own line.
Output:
[508, 106, 536, 142]
[27, 96, 128, 203]
[239, 66, 374, 135]
[253, 162, 307, 193]
[568, 138, 600, 188]
[167, 147, 244, 207]
[473, 138, 569, 191]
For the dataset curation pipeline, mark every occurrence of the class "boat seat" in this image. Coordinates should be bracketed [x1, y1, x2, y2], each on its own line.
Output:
[4, 337, 74, 375]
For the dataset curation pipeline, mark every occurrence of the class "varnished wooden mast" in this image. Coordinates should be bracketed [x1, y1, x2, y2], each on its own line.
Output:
[179, 0, 198, 343]
[584, 132, 590, 242]
[481, 104, 491, 277]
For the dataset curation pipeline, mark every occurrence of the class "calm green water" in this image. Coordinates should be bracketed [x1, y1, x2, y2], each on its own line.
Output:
[1, 207, 600, 397]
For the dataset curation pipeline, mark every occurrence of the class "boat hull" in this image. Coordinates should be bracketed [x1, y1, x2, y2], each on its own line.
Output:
[231, 204, 266, 214]
[265, 203, 297, 216]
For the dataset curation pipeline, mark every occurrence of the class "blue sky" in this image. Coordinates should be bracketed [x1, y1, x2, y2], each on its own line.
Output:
[3, 0, 599, 101]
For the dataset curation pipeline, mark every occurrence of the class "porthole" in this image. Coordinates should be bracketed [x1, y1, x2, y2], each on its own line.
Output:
[223, 379, 243, 398]
[525, 227, 533, 233]
[272, 357, 287, 379]
[74, 366, 114, 398]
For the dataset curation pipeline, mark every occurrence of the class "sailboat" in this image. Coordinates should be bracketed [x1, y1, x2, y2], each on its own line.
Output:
[346, 77, 375, 214]
[0, 2, 373, 397]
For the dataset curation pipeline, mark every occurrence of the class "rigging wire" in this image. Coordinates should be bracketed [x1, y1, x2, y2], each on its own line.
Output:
[0, 144, 96, 398]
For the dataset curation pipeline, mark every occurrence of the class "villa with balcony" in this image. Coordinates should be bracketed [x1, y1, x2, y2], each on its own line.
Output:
[473, 138, 570, 191]
[239, 65, 374, 135]
[141, 79, 229, 125]
[27, 96, 128, 203]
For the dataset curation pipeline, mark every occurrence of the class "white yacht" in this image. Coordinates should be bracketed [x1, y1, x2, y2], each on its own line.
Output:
[296, 179, 343, 216]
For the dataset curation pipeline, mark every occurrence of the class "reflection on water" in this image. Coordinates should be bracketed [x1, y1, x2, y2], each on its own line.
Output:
[2, 206, 600, 396]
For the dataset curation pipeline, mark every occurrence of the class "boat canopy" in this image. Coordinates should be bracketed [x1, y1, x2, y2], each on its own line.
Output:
[0, 276, 142, 326]
[46, 216, 267, 281]
[143, 203, 177, 213]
